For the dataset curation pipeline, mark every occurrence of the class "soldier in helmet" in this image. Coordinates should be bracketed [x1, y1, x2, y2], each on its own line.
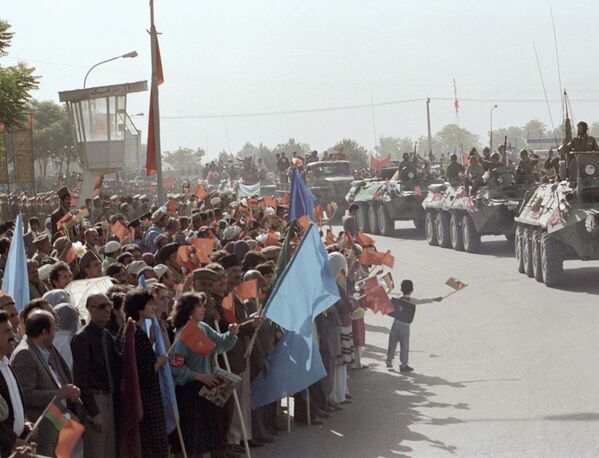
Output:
[464, 154, 484, 195]
[567, 121, 598, 153]
[445, 154, 465, 186]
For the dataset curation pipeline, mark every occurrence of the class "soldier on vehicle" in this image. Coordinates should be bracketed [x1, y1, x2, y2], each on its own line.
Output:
[464, 154, 484, 195]
[397, 153, 414, 172]
[516, 149, 538, 184]
[567, 121, 598, 153]
[445, 154, 465, 186]
[479, 147, 494, 171]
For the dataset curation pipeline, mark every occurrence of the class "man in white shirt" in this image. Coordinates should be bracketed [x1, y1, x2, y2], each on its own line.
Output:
[386, 280, 442, 373]
[0, 310, 31, 457]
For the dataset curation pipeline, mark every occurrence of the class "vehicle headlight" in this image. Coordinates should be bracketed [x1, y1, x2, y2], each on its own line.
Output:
[585, 164, 596, 175]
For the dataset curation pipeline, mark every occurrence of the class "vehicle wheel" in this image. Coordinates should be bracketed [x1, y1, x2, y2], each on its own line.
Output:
[425, 211, 438, 246]
[356, 203, 370, 233]
[436, 211, 451, 248]
[368, 203, 380, 235]
[377, 205, 394, 236]
[413, 217, 425, 231]
[450, 213, 464, 251]
[515, 224, 525, 273]
[541, 233, 564, 287]
[462, 215, 481, 253]
[532, 229, 544, 282]
[522, 226, 534, 278]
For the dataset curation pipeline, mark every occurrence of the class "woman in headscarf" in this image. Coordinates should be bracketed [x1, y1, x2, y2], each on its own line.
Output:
[53, 302, 80, 370]
[170, 292, 239, 458]
[42, 289, 72, 308]
[327, 252, 354, 404]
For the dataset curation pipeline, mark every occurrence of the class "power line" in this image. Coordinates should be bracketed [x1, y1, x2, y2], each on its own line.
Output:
[161, 96, 599, 121]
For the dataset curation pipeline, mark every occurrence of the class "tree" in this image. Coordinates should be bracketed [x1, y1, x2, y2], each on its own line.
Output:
[432, 124, 480, 156]
[375, 136, 414, 161]
[30, 100, 73, 181]
[331, 138, 368, 169]
[162, 147, 205, 172]
[218, 150, 234, 162]
[272, 138, 310, 158]
[236, 141, 274, 171]
[490, 126, 527, 152]
[0, 21, 39, 128]
[523, 119, 547, 140]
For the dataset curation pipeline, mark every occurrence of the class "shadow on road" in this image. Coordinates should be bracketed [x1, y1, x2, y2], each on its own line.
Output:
[254, 365, 468, 457]
[477, 239, 515, 258]
[549, 266, 599, 295]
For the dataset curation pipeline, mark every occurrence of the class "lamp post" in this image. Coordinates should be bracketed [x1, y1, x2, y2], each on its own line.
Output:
[83, 51, 138, 88]
[489, 104, 498, 151]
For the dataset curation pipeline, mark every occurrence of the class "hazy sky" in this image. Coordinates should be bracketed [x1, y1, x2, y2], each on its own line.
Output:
[4, 0, 599, 159]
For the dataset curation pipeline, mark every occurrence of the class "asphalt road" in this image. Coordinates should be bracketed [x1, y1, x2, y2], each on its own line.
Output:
[254, 221, 599, 457]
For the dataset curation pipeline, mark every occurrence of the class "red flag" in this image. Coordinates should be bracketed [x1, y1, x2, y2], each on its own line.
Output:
[177, 245, 198, 271]
[178, 320, 216, 356]
[111, 221, 128, 242]
[355, 231, 375, 248]
[265, 231, 279, 246]
[146, 35, 165, 177]
[235, 279, 259, 301]
[359, 247, 394, 268]
[155, 34, 164, 85]
[120, 322, 143, 458]
[313, 204, 324, 223]
[194, 184, 210, 200]
[191, 238, 214, 264]
[359, 284, 395, 314]
[297, 215, 311, 231]
[221, 293, 237, 324]
[445, 277, 467, 290]
[370, 154, 391, 172]
[55, 419, 85, 458]
[93, 175, 104, 198]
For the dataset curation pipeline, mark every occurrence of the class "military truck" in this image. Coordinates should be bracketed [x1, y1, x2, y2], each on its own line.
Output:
[514, 150, 599, 287]
[345, 164, 430, 236]
[422, 167, 526, 252]
[304, 160, 354, 220]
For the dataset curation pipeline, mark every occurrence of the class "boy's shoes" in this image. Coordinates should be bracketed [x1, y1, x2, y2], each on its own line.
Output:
[385, 361, 393, 369]
[399, 365, 414, 373]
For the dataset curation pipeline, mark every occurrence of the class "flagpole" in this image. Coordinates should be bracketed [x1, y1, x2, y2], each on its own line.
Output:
[214, 322, 251, 458]
[287, 396, 291, 433]
[149, 0, 165, 206]
[172, 405, 188, 458]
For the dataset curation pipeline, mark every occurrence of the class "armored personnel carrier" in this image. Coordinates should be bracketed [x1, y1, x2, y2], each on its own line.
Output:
[514, 150, 599, 287]
[422, 166, 527, 252]
[345, 162, 431, 236]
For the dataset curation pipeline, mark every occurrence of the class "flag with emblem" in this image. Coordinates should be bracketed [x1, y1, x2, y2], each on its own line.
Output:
[178, 320, 216, 356]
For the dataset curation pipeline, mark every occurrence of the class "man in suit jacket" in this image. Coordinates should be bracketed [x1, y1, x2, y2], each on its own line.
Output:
[10, 310, 81, 456]
[0, 310, 32, 457]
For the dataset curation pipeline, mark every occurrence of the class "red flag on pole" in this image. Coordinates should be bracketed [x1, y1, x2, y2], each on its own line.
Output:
[370, 154, 391, 172]
[146, 34, 165, 177]
[178, 320, 216, 356]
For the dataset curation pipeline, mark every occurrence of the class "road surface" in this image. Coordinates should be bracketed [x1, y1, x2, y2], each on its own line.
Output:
[254, 221, 599, 457]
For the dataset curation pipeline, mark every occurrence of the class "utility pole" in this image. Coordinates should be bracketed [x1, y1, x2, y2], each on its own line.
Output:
[426, 98, 433, 159]
[150, 0, 165, 205]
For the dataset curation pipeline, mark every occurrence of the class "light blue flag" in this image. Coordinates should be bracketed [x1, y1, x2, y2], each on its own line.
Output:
[264, 223, 340, 335]
[288, 168, 316, 221]
[151, 314, 179, 434]
[2, 214, 29, 311]
[251, 330, 326, 409]
[238, 182, 261, 197]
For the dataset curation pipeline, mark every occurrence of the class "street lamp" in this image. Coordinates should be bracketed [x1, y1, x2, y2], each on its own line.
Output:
[489, 104, 498, 151]
[83, 51, 138, 88]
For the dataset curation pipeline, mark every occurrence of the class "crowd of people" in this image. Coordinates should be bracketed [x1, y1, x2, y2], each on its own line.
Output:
[0, 177, 381, 458]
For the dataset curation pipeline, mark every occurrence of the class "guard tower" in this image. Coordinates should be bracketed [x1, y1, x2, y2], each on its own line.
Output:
[58, 80, 147, 204]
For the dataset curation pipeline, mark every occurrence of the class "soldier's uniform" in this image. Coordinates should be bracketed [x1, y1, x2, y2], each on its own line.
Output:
[50, 187, 71, 237]
[446, 162, 464, 186]
[567, 134, 599, 152]
[516, 158, 538, 184]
